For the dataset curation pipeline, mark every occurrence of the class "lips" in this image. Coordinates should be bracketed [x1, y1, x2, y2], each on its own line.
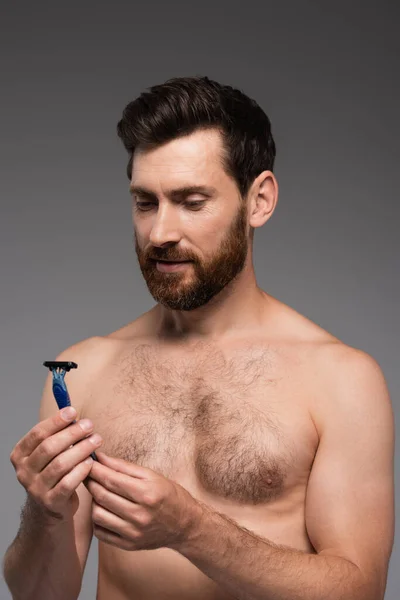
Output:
[151, 259, 190, 263]
[154, 260, 192, 273]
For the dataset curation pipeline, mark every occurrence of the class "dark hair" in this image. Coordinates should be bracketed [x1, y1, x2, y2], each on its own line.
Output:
[117, 75, 276, 199]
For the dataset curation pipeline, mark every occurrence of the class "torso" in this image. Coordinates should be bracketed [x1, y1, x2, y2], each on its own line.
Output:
[78, 298, 341, 599]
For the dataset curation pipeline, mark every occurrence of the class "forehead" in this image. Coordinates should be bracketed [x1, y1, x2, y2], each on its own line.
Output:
[131, 128, 231, 191]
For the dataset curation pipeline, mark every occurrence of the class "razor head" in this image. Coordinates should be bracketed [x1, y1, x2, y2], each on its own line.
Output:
[43, 361, 78, 372]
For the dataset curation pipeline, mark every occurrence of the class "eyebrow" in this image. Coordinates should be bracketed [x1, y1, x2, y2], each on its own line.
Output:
[129, 184, 217, 199]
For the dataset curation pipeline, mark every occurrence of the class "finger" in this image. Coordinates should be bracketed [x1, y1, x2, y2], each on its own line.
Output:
[87, 479, 140, 521]
[93, 524, 133, 551]
[47, 457, 95, 505]
[92, 502, 130, 538]
[89, 461, 147, 504]
[96, 452, 151, 479]
[40, 433, 103, 489]
[14, 408, 77, 459]
[28, 419, 97, 473]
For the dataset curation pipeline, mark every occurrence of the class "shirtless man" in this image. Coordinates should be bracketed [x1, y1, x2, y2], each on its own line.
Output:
[4, 76, 395, 600]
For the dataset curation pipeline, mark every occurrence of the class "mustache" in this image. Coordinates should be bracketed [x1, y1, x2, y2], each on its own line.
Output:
[145, 250, 195, 262]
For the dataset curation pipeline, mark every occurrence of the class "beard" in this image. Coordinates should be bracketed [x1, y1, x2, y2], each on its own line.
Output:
[134, 201, 249, 311]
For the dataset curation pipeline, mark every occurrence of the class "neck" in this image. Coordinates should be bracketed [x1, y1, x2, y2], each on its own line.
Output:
[152, 266, 269, 342]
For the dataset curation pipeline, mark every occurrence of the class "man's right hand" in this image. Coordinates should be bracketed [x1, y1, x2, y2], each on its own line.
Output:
[9, 407, 103, 522]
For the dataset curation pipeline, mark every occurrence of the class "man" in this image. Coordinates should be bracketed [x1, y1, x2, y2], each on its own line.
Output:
[3, 76, 395, 600]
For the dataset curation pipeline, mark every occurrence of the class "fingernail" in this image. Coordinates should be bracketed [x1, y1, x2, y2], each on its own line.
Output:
[85, 457, 93, 465]
[89, 433, 102, 445]
[79, 419, 93, 432]
[61, 406, 76, 421]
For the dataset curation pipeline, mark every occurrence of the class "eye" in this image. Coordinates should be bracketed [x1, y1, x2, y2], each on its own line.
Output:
[185, 201, 205, 210]
[135, 202, 156, 212]
[133, 199, 206, 212]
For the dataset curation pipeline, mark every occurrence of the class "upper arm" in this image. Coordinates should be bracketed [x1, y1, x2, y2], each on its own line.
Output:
[39, 340, 98, 576]
[305, 347, 395, 599]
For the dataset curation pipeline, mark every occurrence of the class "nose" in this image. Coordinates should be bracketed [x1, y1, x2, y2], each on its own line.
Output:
[148, 205, 182, 247]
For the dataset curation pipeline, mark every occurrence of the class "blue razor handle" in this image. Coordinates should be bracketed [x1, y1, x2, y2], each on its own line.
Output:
[43, 361, 98, 461]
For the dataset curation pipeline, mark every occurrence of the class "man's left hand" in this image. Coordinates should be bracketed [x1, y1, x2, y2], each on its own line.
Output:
[86, 451, 201, 551]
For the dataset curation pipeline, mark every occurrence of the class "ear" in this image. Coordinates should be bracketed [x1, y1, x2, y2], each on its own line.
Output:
[248, 170, 278, 229]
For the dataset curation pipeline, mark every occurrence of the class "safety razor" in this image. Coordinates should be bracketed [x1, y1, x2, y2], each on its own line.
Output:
[43, 361, 98, 461]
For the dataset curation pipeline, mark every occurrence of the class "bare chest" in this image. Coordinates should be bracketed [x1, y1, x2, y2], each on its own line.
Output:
[82, 342, 318, 506]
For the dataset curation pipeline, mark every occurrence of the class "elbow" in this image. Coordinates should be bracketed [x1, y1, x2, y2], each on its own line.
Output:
[353, 565, 386, 600]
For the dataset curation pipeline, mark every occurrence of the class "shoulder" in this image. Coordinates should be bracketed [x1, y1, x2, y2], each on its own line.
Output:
[50, 314, 150, 412]
[54, 311, 152, 365]
[313, 341, 387, 388]
[309, 340, 392, 439]
[50, 336, 115, 413]
[54, 335, 115, 372]
[269, 295, 384, 378]
[270, 299, 392, 437]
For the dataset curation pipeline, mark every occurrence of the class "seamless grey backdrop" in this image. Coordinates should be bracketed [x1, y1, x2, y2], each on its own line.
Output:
[1, 1, 398, 598]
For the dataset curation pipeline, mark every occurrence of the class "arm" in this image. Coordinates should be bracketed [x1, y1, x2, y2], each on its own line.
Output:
[3, 342, 97, 600]
[3, 490, 91, 600]
[173, 348, 395, 600]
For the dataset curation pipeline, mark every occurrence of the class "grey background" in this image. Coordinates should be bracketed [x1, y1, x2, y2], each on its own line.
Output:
[1, 1, 398, 598]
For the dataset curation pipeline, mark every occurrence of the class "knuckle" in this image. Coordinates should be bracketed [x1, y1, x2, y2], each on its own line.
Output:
[40, 437, 56, 457]
[41, 494, 55, 511]
[130, 528, 142, 541]
[15, 466, 27, 486]
[30, 426, 45, 447]
[142, 490, 159, 507]
[50, 454, 66, 473]
[9, 448, 17, 466]
[137, 510, 151, 527]
[10, 454, 20, 471]
[95, 488, 107, 504]
[56, 478, 71, 498]
[92, 504, 102, 522]
[143, 494, 154, 507]
[102, 476, 112, 490]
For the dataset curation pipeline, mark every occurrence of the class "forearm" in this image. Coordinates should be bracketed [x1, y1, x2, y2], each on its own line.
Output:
[175, 502, 369, 600]
[3, 497, 82, 600]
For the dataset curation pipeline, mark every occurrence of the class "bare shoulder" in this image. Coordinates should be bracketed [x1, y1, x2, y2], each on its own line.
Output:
[308, 339, 392, 438]
[269, 295, 385, 373]
[54, 335, 115, 375]
[269, 296, 392, 434]
[51, 314, 150, 414]
[54, 311, 151, 365]
[311, 337, 388, 393]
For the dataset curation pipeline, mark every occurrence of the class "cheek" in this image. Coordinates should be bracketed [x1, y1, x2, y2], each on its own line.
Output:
[197, 222, 231, 252]
[133, 222, 148, 247]
[187, 211, 229, 243]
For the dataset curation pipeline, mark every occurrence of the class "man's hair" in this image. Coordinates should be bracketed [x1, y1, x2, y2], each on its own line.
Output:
[117, 76, 276, 199]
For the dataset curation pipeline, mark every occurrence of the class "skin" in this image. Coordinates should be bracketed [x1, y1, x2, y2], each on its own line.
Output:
[132, 128, 265, 318]
[6, 128, 394, 600]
